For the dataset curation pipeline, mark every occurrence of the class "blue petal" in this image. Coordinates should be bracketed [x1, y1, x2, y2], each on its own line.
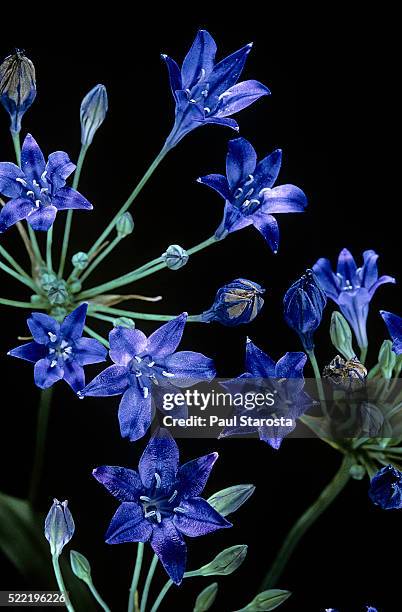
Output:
[8, 341, 46, 363]
[60, 303, 88, 340]
[21, 134, 46, 182]
[181, 30, 217, 89]
[368, 465, 402, 510]
[27, 205, 57, 231]
[163, 351, 216, 387]
[118, 386, 152, 441]
[260, 184, 307, 213]
[215, 80, 270, 118]
[173, 497, 231, 536]
[28, 312, 60, 344]
[203, 116, 239, 131]
[275, 352, 307, 378]
[105, 502, 152, 544]
[368, 275, 396, 299]
[176, 453, 218, 498]
[109, 327, 147, 366]
[63, 360, 85, 392]
[0, 162, 25, 198]
[46, 152, 76, 192]
[0, 197, 33, 232]
[207, 43, 253, 103]
[254, 149, 282, 190]
[312, 258, 340, 301]
[150, 521, 186, 585]
[34, 358, 63, 389]
[245, 339, 276, 377]
[161, 54, 182, 98]
[381, 310, 402, 354]
[146, 313, 187, 359]
[197, 174, 230, 199]
[138, 428, 179, 492]
[226, 138, 257, 190]
[52, 187, 92, 210]
[92, 465, 143, 502]
[253, 212, 279, 253]
[79, 364, 129, 397]
[336, 248, 357, 285]
[73, 337, 108, 365]
[215, 201, 253, 239]
[338, 290, 369, 349]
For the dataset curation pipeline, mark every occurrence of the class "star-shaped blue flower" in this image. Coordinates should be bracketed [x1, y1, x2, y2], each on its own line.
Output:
[8, 303, 107, 392]
[369, 464, 402, 510]
[313, 249, 396, 349]
[93, 428, 231, 584]
[162, 30, 270, 149]
[380, 310, 402, 355]
[0, 134, 92, 233]
[78, 314, 216, 441]
[198, 137, 307, 252]
[220, 339, 312, 449]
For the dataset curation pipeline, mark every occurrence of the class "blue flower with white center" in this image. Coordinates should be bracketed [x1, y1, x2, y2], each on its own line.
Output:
[161, 30, 270, 149]
[0, 134, 92, 233]
[199, 278, 265, 326]
[220, 339, 312, 450]
[380, 310, 402, 355]
[313, 249, 396, 350]
[198, 138, 307, 252]
[8, 303, 107, 392]
[78, 313, 216, 441]
[93, 428, 230, 584]
[368, 464, 402, 510]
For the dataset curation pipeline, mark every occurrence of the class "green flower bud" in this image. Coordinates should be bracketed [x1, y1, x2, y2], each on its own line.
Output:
[330, 312, 355, 360]
[80, 84, 108, 147]
[68, 280, 82, 294]
[194, 583, 218, 612]
[162, 244, 189, 270]
[113, 317, 135, 329]
[116, 212, 134, 238]
[207, 484, 255, 517]
[195, 545, 247, 577]
[50, 307, 68, 320]
[379, 340, 397, 379]
[44, 499, 75, 558]
[239, 589, 291, 611]
[30, 294, 44, 305]
[41, 272, 58, 292]
[72, 252, 89, 271]
[349, 464, 366, 480]
[48, 280, 69, 305]
[70, 550, 91, 583]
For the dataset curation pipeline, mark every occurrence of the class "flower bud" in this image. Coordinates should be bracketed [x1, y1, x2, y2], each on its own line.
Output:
[0, 49, 36, 134]
[162, 244, 189, 270]
[113, 317, 135, 329]
[369, 464, 402, 510]
[70, 550, 91, 583]
[323, 355, 367, 392]
[50, 306, 68, 320]
[80, 84, 108, 147]
[72, 252, 89, 271]
[44, 499, 75, 557]
[330, 312, 355, 360]
[196, 545, 247, 577]
[68, 280, 82, 294]
[238, 589, 291, 611]
[349, 464, 366, 480]
[48, 280, 68, 305]
[194, 583, 218, 612]
[116, 212, 134, 238]
[41, 272, 58, 292]
[200, 279, 264, 326]
[30, 294, 44, 305]
[378, 340, 397, 379]
[207, 485, 255, 517]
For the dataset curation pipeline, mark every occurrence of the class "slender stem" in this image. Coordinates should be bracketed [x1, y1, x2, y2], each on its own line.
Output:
[360, 346, 368, 365]
[89, 147, 168, 257]
[307, 349, 328, 417]
[52, 555, 75, 612]
[140, 554, 158, 612]
[0, 259, 38, 292]
[80, 236, 121, 283]
[58, 144, 89, 278]
[83, 326, 109, 348]
[11, 131, 21, 166]
[87, 581, 111, 612]
[29, 388, 53, 507]
[0, 244, 30, 279]
[87, 312, 118, 324]
[128, 543, 144, 612]
[89, 305, 179, 321]
[260, 454, 353, 590]
[47, 227, 53, 272]
[27, 225, 43, 265]
[150, 579, 173, 612]
[0, 297, 45, 308]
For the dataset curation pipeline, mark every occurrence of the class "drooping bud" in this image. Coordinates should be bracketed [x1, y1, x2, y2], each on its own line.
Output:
[44, 499, 75, 557]
[200, 279, 264, 326]
[70, 550, 91, 583]
[71, 252, 89, 271]
[80, 84, 108, 147]
[0, 49, 36, 134]
[330, 312, 355, 360]
[116, 212, 134, 238]
[378, 340, 397, 379]
[162, 244, 189, 270]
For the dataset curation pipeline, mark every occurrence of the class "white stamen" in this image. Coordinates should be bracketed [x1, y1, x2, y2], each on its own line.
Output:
[134, 355, 142, 363]
[41, 170, 47, 180]
[244, 174, 254, 186]
[147, 361, 155, 367]
[33, 180, 39, 187]
[35, 199, 41, 208]
[26, 190, 34, 197]
[48, 348, 55, 354]
[154, 473, 161, 488]
[140, 495, 151, 502]
[174, 506, 186, 514]
[162, 371, 175, 378]
[48, 332, 57, 342]
[143, 386, 149, 399]
[40, 187, 49, 193]
[50, 359, 58, 368]
[204, 106, 211, 114]
[16, 177, 27, 187]
[60, 340, 69, 349]
[168, 490, 178, 503]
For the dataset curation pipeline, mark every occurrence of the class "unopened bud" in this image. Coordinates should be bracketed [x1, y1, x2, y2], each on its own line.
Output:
[379, 340, 397, 379]
[72, 252, 89, 271]
[44, 499, 75, 557]
[330, 312, 355, 360]
[0, 49, 36, 133]
[162, 244, 189, 270]
[80, 84, 108, 147]
[116, 212, 134, 238]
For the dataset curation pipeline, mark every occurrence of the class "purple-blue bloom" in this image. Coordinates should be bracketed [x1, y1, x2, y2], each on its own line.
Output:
[78, 314, 216, 441]
[220, 339, 312, 449]
[200, 278, 264, 326]
[8, 303, 107, 392]
[380, 310, 402, 355]
[93, 428, 231, 584]
[313, 249, 395, 349]
[162, 30, 270, 149]
[368, 464, 402, 510]
[0, 134, 92, 233]
[198, 138, 307, 252]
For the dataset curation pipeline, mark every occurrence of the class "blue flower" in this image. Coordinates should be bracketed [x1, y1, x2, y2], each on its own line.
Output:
[78, 314, 216, 441]
[0, 50, 36, 134]
[220, 339, 312, 449]
[0, 134, 92, 233]
[198, 138, 307, 252]
[162, 30, 270, 149]
[8, 303, 107, 392]
[283, 269, 327, 351]
[93, 428, 231, 584]
[313, 249, 395, 350]
[368, 464, 402, 510]
[380, 310, 402, 355]
[199, 278, 264, 326]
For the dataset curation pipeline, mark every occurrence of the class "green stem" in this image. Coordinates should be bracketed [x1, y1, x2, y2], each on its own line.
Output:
[11, 131, 21, 166]
[58, 144, 89, 278]
[0, 259, 38, 292]
[128, 543, 144, 612]
[80, 235, 122, 283]
[47, 227, 53, 272]
[360, 346, 368, 365]
[260, 454, 353, 590]
[83, 326, 109, 348]
[88, 147, 169, 257]
[89, 305, 181, 321]
[27, 225, 43, 266]
[150, 579, 173, 612]
[87, 581, 111, 612]
[51, 555, 75, 612]
[307, 349, 328, 417]
[140, 554, 158, 612]
[0, 297, 46, 308]
[29, 388, 53, 507]
[0, 244, 30, 279]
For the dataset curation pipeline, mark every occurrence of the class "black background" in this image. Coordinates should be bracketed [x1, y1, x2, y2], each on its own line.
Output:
[0, 12, 399, 612]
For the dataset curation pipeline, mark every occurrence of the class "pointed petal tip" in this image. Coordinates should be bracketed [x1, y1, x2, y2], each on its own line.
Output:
[247, 42, 254, 49]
